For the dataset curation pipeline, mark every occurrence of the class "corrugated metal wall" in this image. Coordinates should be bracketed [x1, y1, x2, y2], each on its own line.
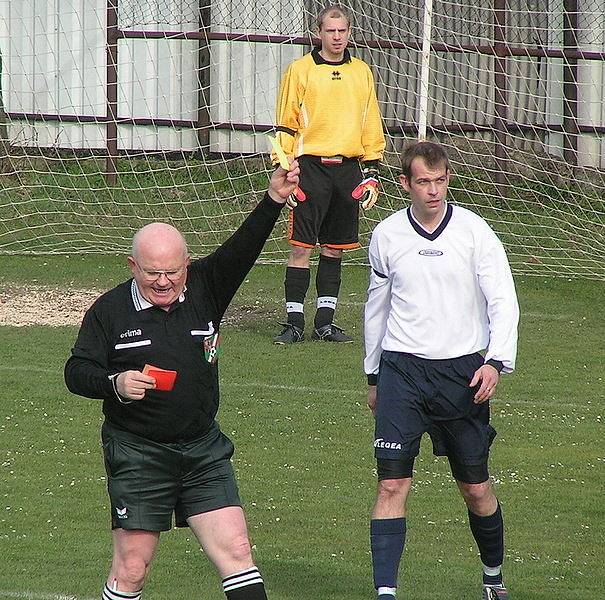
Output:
[0, 0, 604, 166]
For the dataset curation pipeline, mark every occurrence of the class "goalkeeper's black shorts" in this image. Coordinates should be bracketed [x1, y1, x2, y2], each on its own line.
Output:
[102, 420, 241, 531]
[288, 154, 363, 249]
[374, 351, 496, 475]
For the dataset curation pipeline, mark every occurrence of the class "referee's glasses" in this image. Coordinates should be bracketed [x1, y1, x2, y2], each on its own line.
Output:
[136, 263, 187, 283]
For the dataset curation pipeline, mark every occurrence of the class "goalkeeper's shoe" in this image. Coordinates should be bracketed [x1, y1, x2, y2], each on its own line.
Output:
[311, 324, 353, 343]
[273, 323, 304, 345]
[482, 584, 509, 600]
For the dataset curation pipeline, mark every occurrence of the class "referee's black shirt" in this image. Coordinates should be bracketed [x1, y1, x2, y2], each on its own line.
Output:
[65, 193, 283, 443]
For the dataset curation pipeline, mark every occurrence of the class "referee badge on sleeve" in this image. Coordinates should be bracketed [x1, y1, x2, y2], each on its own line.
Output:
[203, 332, 220, 364]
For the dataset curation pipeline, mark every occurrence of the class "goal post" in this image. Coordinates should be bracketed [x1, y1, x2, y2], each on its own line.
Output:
[0, 0, 603, 280]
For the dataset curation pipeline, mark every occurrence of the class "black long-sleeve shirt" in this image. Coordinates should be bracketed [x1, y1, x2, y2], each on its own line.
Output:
[65, 193, 283, 443]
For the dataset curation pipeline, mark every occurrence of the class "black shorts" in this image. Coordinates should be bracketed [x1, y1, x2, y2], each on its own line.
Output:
[102, 420, 241, 531]
[374, 351, 496, 468]
[288, 155, 362, 249]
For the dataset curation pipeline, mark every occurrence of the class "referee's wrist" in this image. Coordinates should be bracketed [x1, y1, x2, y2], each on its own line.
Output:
[108, 373, 133, 405]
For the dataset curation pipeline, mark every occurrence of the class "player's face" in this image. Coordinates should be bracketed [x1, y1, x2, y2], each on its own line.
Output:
[128, 251, 190, 310]
[400, 158, 450, 224]
[317, 16, 350, 61]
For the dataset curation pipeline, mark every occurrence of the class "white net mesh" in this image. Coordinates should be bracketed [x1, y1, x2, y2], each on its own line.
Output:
[0, 0, 603, 279]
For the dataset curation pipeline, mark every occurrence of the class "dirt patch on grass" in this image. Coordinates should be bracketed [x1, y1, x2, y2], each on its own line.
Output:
[0, 285, 102, 327]
[0, 285, 278, 328]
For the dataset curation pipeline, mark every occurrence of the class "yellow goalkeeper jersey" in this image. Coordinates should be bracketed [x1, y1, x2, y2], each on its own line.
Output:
[274, 48, 385, 163]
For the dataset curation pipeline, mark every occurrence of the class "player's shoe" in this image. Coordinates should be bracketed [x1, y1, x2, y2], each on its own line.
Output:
[482, 584, 509, 600]
[273, 323, 304, 344]
[311, 323, 353, 343]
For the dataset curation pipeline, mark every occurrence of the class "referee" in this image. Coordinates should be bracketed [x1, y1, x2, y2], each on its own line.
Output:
[272, 4, 385, 344]
[64, 163, 299, 600]
[364, 142, 519, 600]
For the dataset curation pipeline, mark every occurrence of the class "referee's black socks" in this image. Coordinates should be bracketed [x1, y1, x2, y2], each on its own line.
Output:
[102, 583, 142, 599]
[222, 566, 267, 599]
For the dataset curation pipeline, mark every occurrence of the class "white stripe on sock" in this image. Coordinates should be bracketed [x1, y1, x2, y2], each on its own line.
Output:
[483, 564, 502, 576]
[286, 302, 304, 313]
[102, 584, 142, 600]
[222, 567, 264, 592]
[316, 295, 337, 309]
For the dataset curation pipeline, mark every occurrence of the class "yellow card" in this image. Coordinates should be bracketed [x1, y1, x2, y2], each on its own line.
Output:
[268, 135, 290, 170]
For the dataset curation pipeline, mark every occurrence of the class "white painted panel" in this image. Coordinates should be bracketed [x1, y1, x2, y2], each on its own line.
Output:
[0, 0, 602, 166]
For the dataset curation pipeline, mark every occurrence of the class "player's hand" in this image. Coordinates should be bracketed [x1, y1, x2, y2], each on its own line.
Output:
[115, 370, 156, 401]
[268, 159, 300, 205]
[352, 166, 379, 210]
[367, 385, 378, 415]
[470, 364, 500, 403]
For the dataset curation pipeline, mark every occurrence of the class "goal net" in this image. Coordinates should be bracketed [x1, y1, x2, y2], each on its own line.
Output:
[0, 0, 603, 279]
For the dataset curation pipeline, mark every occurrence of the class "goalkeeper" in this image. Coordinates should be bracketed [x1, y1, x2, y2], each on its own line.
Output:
[272, 3, 385, 344]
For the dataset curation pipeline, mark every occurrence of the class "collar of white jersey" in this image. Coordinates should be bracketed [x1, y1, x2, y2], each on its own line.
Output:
[407, 203, 453, 241]
[130, 279, 186, 312]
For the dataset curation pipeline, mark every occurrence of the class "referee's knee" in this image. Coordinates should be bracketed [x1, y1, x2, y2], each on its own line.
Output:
[227, 533, 253, 564]
[114, 556, 149, 589]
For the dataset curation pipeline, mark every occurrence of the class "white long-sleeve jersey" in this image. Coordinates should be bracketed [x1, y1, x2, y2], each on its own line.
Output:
[364, 203, 519, 377]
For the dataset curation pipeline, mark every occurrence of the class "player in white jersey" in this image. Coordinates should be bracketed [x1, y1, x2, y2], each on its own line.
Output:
[364, 141, 519, 600]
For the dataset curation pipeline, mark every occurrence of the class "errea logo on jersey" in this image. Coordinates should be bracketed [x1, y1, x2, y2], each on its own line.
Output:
[116, 507, 128, 519]
[418, 249, 443, 256]
[374, 438, 402, 450]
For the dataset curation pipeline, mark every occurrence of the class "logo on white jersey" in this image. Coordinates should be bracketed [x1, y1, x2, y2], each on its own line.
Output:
[418, 249, 443, 256]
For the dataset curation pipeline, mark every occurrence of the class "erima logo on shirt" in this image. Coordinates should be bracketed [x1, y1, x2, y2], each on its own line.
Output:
[418, 249, 443, 256]
[374, 438, 402, 450]
[331, 70, 341, 80]
[116, 507, 128, 519]
[120, 329, 142, 338]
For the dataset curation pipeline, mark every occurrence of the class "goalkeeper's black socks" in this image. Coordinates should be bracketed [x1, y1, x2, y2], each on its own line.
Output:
[314, 254, 342, 329]
[371, 517, 406, 592]
[222, 567, 267, 599]
[468, 503, 504, 583]
[284, 266, 310, 329]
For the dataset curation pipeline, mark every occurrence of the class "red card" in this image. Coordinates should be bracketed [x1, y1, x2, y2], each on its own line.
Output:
[142, 364, 177, 391]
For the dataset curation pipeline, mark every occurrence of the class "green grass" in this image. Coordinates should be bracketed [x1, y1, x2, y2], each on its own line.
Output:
[0, 262, 603, 600]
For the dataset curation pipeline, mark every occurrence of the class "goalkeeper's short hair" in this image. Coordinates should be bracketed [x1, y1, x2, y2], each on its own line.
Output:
[316, 4, 353, 30]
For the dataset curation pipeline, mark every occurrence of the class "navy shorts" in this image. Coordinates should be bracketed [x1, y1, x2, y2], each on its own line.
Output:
[374, 351, 496, 469]
[288, 155, 362, 249]
[102, 420, 241, 531]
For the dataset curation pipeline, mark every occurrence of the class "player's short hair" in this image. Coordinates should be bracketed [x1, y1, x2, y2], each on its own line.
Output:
[400, 141, 451, 179]
[316, 4, 352, 30]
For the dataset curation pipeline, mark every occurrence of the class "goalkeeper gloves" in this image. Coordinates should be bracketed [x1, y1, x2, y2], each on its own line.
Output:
[352, 164, 380, 210]
[287, 186, 307, 209]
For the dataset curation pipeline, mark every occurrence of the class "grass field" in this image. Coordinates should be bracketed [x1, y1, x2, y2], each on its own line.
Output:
[0, 256, 603, 600]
